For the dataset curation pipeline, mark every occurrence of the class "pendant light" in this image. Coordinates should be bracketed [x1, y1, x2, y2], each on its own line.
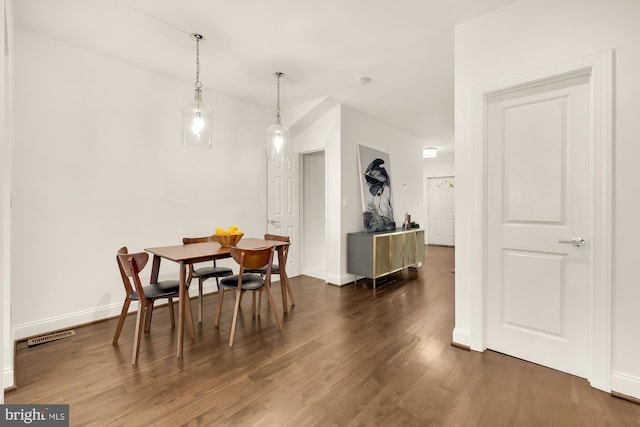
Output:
[182, 33, 213, 148]
[266, 72, 290, 160]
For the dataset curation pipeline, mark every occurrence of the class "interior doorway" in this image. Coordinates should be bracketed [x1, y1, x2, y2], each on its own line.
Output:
[301, 150, 326, 280]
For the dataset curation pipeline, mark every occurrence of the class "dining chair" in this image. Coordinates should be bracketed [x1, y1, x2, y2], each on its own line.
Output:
[183, 236, 233, 323]
[244, 233, 295, 310]
[216, 245, 282, 347]
[113, 247, 193, 364]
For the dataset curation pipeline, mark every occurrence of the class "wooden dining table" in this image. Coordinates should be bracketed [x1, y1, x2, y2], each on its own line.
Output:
[145, 237, 292, 357]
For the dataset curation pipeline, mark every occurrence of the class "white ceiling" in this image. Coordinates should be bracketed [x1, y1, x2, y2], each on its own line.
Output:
[13, 0, 518, 153]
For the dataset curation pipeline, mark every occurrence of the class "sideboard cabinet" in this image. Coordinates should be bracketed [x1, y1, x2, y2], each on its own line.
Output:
[347, 229, 425, 288]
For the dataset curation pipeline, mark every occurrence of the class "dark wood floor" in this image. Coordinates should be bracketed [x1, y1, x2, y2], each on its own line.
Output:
[6, 246, 640, 426]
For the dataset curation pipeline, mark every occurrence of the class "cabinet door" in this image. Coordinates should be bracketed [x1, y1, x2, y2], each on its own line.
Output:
[374, 235, 391, 277]
[416, 230, 425, 264]
[390, 233, 405, 271]
[404, 231, 417, 265]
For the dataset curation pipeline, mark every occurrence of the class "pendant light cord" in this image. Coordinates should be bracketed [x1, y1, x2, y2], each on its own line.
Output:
[275, 72, 284, 124]
[194, 35, 202, 90]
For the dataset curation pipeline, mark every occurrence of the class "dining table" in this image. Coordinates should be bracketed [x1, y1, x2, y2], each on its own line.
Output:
[145, 237, 292, 357]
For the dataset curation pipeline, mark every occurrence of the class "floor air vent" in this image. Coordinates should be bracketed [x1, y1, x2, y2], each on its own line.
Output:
[27, 329, 76, 347]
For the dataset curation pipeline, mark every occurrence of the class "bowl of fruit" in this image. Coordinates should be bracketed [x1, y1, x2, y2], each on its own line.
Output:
[214, 225, 244, 247]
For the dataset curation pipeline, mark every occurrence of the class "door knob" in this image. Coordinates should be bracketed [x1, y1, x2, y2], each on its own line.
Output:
[558, 237, 585, 247]
[269, 220, 281, 226]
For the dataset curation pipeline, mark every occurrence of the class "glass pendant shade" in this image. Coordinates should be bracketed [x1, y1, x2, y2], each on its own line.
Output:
[182, 88, 213, 148]
[182, 33, 212, 149]
[267, 121, 289, 160]
[266, 72, 289, 160]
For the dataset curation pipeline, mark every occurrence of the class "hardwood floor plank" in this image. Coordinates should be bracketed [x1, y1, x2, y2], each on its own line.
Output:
[5, 246, 640, 426]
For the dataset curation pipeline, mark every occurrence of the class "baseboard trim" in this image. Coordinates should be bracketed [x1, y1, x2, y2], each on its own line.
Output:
[302, 269, 325, 281]
[326, 273, 352, 286]
[612, 371, 640, 401]
[452, 327, 471, 348]
[12, 286, 218, 341]
[451, 341, 471, 351]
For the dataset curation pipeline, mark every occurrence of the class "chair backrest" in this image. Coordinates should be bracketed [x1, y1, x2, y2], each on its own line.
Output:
[116, 247, 133, 295]
[183, 235, 216, 245]
[117, 248, 150, 303]
[183, 236, 217, 272]
[264, 233, 290, 265]
[230, 246, 275, 274]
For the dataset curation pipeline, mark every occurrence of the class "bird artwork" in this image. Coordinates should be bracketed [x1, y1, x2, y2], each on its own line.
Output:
[360, 150, 396, 232]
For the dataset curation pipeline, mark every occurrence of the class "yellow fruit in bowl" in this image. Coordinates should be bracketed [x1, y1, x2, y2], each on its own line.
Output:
[213, 226, 244, 247]
[215, 225, 242, 236]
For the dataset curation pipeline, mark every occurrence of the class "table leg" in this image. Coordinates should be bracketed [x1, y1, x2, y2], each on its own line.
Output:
[177, 263, 186, 357]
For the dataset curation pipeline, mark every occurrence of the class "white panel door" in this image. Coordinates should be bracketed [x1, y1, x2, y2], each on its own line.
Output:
[268, 156, 299, 277]
[486, 75, 590, 377]
[427, 177, 455, 246]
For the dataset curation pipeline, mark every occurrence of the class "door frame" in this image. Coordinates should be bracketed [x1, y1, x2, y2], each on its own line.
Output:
[468, 50, 613, 392]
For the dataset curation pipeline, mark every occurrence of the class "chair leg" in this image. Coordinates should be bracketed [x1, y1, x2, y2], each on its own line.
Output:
[230, 288, 244, 311]
[198, 278, 204, 323]
[132, 303, 146, 365]
[144, 301, 154, 332]
[229, 289, 242, 347]
[263, 285, 282, 330]
[168, 297, 175, 328]
[258, 272, 266, 312]
[215, 285, 224, 327]
[112, 298, 131, 345]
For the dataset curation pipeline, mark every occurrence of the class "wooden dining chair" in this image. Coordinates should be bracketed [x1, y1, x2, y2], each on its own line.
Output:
[113, 247, 193, 364]
[183, 236, 233, 323]
[244, 233, 294, 309]
[216, 245, 282, 347]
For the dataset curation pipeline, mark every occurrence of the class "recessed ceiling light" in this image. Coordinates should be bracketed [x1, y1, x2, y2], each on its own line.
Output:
[423, 147, 438, 158]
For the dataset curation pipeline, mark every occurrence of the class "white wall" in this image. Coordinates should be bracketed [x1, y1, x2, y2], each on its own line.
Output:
[10, 29, 272, 340]
[455, 0, 640, 398]
[340, 106, 425, 284]
[423, 152, 454, 179]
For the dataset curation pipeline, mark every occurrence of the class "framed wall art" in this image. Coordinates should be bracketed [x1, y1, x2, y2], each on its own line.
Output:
[357, 145, 396, 232]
